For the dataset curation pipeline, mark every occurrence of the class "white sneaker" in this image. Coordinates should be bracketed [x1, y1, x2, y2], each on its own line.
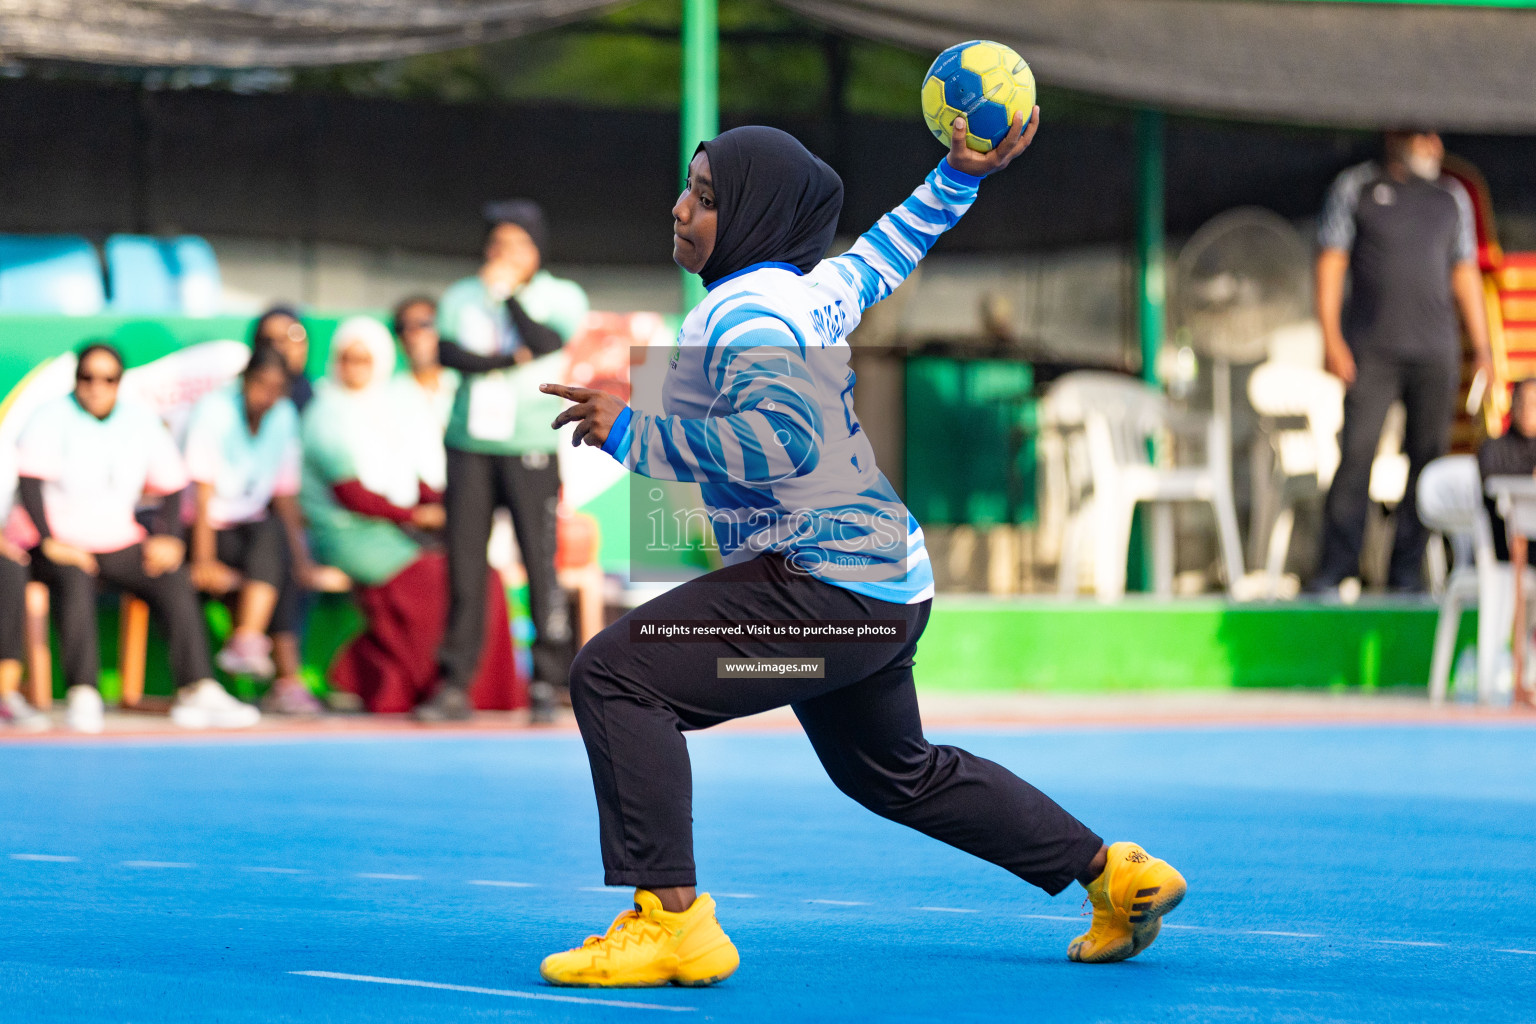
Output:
[170, 679, 261, 730]
[65, 685, 104, 734]
[0, 691, 51, 732]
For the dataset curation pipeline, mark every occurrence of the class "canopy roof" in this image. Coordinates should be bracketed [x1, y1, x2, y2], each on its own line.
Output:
[775, 0, 1536, 132]
[0, 1, 621, 68]
[2, 0, 1536, 131]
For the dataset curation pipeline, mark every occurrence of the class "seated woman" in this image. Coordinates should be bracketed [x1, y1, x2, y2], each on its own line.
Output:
[15, 342, 260, 732]
[1479, 378, 1536, 560]
[300, 317, 523, 713]
[183, 345, 320, 714]
[0, 446, 48, 731]
[251, 305, 314, 413]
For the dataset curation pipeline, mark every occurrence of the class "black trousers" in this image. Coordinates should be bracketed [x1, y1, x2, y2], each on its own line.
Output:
[214, 518, 300, 634]
[0, 553, 26, 663]
[571, 553, 1104, 895]
[440, 448, 572, 691]
[1315, 355, 1458, 590]
[30, 543, 213, 691]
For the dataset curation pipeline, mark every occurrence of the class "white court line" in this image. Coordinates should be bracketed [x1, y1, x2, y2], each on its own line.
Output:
[578, 886, 631, 893]
[1499, 949, 1536, 955]
[356, 873, 421, 881]
[467, 880, 537, 888]
[243, 867, 306, 874]
[715, 893, 758, 899]
[1020, 914, 1082, 923]
[806, 899, 867, 906]
[1248, 931, 1322, 938]
[291, 971, 694, 1012]
[917, 907, 977, 914]
[122, 861, 194, 869]
[10, 854, 80, 862]
[1376, 940, 1445, 947]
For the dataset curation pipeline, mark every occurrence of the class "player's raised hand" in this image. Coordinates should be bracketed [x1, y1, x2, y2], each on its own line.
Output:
[946, 107, 1040, 178]
[543, 382, 627, 448]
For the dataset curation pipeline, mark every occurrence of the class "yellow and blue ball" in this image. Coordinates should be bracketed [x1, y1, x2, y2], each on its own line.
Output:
[921, 40, 1036, 154]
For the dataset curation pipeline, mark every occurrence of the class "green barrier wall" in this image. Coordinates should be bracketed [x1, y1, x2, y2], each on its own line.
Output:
[914, 598, 1472, 692]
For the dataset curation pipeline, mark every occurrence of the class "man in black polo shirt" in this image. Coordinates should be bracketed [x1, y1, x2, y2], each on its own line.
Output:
[1309, 130, 1492, 593]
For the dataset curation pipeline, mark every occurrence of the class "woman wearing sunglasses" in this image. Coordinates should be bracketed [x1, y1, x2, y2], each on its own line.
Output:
[15, 342, 260, 732]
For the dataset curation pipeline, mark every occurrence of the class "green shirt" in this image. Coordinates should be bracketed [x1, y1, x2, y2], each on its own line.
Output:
[439, 270, 590, 455]
[299, 383, 424, 587]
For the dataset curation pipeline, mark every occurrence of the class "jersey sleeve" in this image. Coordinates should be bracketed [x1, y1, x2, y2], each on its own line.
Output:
[143, 415, 190, 495]
[1318, 163, 1371, 252]
[604, 303, 824, 485]
[814, 160, 980, 313]
[14, 403, 65, 481]
[271, 401, 303, 498]
[438, 279, 499, 355]
[181, 394, 226, 484]
[1444, 177, 1478, 265]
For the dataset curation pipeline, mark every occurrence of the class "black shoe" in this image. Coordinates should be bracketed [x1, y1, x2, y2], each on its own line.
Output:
[1302, 576, 1344, 596]
[528, 681, 557, 726]
[413, 685, 472, 723]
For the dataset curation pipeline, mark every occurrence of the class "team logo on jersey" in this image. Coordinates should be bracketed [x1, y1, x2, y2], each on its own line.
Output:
[810, 300, 846, 348]
[1373, 182, 1395, 206]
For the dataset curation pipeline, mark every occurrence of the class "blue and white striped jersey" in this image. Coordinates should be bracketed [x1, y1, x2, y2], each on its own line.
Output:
[602, 159, 982, 604]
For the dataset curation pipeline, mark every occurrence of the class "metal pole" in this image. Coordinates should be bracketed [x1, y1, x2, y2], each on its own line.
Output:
[1135, 107, 1166, 383]
[1131, 108, 1166, 592]
[680, 0, 718, 312]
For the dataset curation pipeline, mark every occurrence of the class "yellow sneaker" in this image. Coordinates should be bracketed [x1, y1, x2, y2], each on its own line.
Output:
[540, 890, 740, 988]
[1067, 841, 1187, 964]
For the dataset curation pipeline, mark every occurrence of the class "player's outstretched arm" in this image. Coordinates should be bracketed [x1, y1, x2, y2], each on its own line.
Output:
[817, 106, 1041, 314]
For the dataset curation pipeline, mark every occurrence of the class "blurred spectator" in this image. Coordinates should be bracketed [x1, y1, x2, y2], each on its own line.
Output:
[0, 446, 47, 731]
[300, 317, 521, 715]
[15, 342, 260, 732]
[392, 295, 458, 429]
[251, 305, 314, 413]
[183, 345, 320, 714]
[1310, 130, 1493, 594]
[433, 199, 588, 723]
[1478, 378, 1536, 560]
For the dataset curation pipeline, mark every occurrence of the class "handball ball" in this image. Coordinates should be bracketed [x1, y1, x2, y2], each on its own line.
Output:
[922, 40, 1036, 153]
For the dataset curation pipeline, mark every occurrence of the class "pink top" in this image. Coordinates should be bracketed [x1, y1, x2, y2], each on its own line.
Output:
[14, 394, 189, 553]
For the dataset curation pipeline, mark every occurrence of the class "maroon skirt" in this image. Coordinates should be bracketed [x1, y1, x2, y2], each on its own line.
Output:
[329, 551, 526, 712]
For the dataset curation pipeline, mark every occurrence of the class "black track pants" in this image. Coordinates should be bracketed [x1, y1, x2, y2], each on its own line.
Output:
[1315, 355, 1458, 590]
[214, 518, 301, 634]
[0, 553, 26, 663]
[570, 553, 1103, 895]
[439, 447, 573, 691]
[30, 543, 213, 691]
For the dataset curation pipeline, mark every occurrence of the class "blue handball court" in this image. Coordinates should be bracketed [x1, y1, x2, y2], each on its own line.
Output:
[3, 717, 1535, 1023]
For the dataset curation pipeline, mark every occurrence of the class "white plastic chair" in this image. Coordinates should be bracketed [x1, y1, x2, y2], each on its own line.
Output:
[1044, 371, 1245, 601]
[1417, 455, 1535, 704]
[1247, 362, 1344, 597]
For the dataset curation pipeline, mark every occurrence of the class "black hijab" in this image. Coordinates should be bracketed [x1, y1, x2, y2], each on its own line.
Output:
[696, 126, 844, 287]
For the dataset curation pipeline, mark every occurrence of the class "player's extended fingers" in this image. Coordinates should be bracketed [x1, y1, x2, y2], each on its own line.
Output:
[572, 417, 593, 447]
[540, 383, 595, 402]
[1018, 106, 1041, 150]
[551, 402, 593, 430]
[995, 108, 1040, 170]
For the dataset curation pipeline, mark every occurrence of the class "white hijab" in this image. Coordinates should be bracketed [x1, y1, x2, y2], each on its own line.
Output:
[322, 316, 444, 504]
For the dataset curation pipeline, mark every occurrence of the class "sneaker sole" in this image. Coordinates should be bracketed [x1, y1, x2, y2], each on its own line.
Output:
[1069, 866, 1187, 964]
[542, 945, 739, 989]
